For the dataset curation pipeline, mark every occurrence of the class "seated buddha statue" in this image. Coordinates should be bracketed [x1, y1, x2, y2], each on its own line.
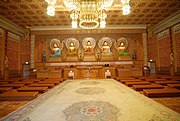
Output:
[83, 40, 96, 61]
[102, 41, 112, 55]
[85, 41, 93, 53]
[69, 42, 76, 55]
[118, 42, 129, 56]
[66, 41, 79, 61]
[118, 42, 125, 50]
[49, 43, 61, 58]
[118, 42, 130, 60]
[100, 40, 113, 61]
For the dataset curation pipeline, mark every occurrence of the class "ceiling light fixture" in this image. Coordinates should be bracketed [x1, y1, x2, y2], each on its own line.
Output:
[45, 0, 131, 29]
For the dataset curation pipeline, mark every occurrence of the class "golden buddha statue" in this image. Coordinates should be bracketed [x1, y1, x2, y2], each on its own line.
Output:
[82, 38, 96, 61]
[85, 41, 93, 53]
[69, 42, 75, 53]
[116, 38, 131, 60]
[118, 42, 125, 50]
[102, 41, 111, 55]
[49, 39, 62, 61]
[65, 38, 79, 61]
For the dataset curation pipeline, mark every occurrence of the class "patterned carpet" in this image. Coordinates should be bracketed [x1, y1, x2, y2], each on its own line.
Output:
[1, 79, 180, 121]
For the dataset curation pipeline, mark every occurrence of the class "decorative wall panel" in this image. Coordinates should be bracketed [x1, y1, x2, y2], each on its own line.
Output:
[34, 32, 143, 63]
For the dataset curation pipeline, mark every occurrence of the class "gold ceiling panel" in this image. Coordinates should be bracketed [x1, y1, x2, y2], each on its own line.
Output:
[0, 0, 179, 29]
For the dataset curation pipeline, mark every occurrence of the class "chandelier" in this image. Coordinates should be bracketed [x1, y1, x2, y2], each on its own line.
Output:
[45, 0, 131, 29]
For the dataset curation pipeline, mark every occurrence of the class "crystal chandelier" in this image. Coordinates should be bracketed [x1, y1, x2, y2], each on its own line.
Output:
[45, 0, 131, 29]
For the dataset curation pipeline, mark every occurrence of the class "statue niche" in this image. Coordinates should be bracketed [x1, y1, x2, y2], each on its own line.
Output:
[48, 39, 63, 61]
[65, 38, 79, 61]
[98, 37, 114, 61]
[82, 37, 97, 61]
[115, 37, 131, 60]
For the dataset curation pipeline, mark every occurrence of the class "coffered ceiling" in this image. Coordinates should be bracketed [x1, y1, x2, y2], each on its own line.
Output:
[0, 0, 180, 29]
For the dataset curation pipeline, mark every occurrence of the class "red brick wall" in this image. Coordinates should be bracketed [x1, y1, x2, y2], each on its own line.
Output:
[20, 37, 30, 67]
[147, 36, 158, 63]
[6, 33, 30, 77]
[175, 32, 180, 72]
[158, 37, 171, 68]
[0, 31, 3, 76]
[7, 38, 20, 76]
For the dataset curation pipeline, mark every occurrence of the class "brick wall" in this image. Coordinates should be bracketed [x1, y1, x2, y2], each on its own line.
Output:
[147, 36, 158, 63]
[7, 36, 20, 76]
[5, 32, 30, 77]
[0, 30, 3, 76]
[158, 37, 171, 71]
[20, 37, 30, 68]
[175, 32, 180, 72]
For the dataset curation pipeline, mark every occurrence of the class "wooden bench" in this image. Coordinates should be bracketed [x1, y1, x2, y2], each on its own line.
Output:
[133, 84, 164, 91]
[167, 84, 180, 89]
[0, 87, 13, 93]
[143, 88, 180, 97]
[0, 82, 9, 85]
[17, 86, 48, 93]
[138, 76, 156, 79]
[13, 81, 34, 85]
[23, 79, 41, 83]
[145, 79, 167, 82]
[38, 80, 60, 85]
[120, 79, 142, 83]
[0, 84, 25, 89]
[28, 83, 54, 88]
[168, 77, 180, 81]
[0, 90, 38, 101]
[125, 81, 151, 86]
[0, 80, 19, 83]
[116, 77, 134, 81]
[154, 81, 179, 85]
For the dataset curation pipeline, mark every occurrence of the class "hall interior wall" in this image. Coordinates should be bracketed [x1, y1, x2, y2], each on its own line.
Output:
[0, 28, 30, 77]
[147, 23, 180, 75]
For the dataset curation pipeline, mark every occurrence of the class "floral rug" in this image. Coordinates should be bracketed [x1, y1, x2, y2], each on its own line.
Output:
[1, 79, 180, 121]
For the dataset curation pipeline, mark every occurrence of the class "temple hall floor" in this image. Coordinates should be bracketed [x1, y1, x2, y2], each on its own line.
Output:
[0, 75, 180, 121]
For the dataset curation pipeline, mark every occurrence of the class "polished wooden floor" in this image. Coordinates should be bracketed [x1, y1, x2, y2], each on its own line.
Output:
[0, 75, 180, 119]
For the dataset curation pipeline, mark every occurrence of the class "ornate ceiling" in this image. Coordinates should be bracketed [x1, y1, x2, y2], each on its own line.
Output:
[0, 0, 179, 29]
